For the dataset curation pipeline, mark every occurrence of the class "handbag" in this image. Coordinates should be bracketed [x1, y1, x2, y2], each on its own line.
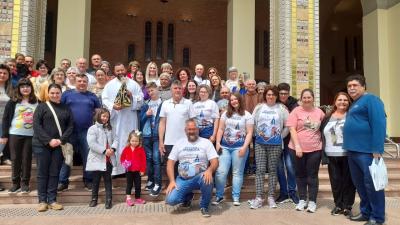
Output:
[46, 101, 74, 167]
[368, 157, 388, 191]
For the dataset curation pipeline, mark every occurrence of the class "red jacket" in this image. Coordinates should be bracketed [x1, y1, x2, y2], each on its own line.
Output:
[120, 146, 146, 173]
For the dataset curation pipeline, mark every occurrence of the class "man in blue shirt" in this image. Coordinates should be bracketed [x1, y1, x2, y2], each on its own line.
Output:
[58, 74, 101, 191]
[343, 74, 386, 225]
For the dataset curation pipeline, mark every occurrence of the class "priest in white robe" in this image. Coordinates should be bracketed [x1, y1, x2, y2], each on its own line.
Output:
[102, 63, 144, 175]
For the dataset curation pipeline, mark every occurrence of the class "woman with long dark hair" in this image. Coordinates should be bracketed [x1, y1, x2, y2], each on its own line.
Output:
[0, 64, 14, 168]
[32, 83, 74, 212]
[213, 93, 254, 206]
[320, 92, 356, 216]
[1, 78, 38, 193]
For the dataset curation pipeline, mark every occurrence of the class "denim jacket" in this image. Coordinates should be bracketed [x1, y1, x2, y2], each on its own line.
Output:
[140, 100, 163, 138]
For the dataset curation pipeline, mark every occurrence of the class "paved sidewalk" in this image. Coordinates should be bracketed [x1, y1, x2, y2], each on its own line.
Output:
[1, 198, 399, 225]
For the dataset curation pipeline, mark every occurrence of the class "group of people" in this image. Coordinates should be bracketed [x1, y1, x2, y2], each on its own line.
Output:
[0, 53, 386, 224]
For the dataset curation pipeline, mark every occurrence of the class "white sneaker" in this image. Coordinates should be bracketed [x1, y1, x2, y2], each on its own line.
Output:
[233, 199, 241, 206]
[249, 197, 263, 209]
[306, 201, 317, 213]
[296, 200, 307, 211]
[268, 196, 277, 208]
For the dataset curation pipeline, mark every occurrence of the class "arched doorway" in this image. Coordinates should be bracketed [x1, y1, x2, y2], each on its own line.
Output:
[320, 0, 363, 105]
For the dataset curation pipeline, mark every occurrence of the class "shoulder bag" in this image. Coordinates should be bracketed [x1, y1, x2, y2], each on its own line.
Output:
[46, 101, 74, 166]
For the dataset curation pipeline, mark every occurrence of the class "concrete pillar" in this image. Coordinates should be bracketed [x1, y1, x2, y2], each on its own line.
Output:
[362, 2, 400, 136]
[3, 0, 46, 61]
[269, 0, 320, 104]
[55, 0, 91, 65]
[227, 0, 255, 79]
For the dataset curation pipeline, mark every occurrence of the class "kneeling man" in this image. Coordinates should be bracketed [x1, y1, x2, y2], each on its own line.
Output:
[165, 119, 219, 217]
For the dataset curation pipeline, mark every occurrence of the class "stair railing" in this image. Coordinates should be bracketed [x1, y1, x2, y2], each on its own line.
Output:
[384, 137, 400, 158]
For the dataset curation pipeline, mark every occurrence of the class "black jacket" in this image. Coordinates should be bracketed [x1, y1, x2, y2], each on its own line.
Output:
[32, 101, 74, 147]
[282, 96, 299, 144]
[1, 100, 18, 138]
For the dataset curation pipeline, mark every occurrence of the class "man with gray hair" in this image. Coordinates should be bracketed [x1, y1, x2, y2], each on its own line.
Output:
[165, 119, 219, 217]
[193, 64, 210, 86]
[75, 57, 96, 85]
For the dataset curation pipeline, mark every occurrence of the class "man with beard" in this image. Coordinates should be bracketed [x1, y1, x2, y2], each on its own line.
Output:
[102, 63, 143, 175]
[165, 119, 219, 217]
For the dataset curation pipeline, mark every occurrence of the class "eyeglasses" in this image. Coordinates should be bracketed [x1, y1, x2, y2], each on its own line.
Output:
[279, 92, 289, 96]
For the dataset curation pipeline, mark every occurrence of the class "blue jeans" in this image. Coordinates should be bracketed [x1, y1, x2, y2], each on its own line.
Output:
[348, 151, 385, 223]
[165, 173, 213, 209]
[33, 144, 63, 204]
[215, 147, 249, 200]
[59, 129, 92, 185]
[143, 137, 161, 185]
[277, 142, 297, 196]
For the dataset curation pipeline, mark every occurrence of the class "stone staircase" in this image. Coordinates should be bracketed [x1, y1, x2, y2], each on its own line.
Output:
[0, 157, 399, 205]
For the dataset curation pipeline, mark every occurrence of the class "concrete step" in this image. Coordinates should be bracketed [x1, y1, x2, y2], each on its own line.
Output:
[1, 183, 399, 204]
[2, 170, 399, 190]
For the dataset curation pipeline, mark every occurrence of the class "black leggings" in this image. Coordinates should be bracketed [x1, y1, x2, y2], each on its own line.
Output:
[9, 135, 32, 185]
[126, 171, 141, 198]
[290, 149, 321, 202]
[91, 162, 113, 200]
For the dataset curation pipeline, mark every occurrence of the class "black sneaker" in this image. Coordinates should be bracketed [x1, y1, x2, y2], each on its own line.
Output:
[343, 208, 353, 217]
[8, 184, 21, 193]
[0, 186, 5, 192]
[331, 206, 343, 216]
[180, 200, 192, 209]
[149, 184, 161, 197]
[20, 184, 30, 193]
[275, 194, 289, 204]
[57, 183, 68, 192]
[84, 182, 93, 191]
[144, 181, 154, 191]
[200, 208, 211, 217]
[289, 192, 300, 204]
[211, 197, 224, 205]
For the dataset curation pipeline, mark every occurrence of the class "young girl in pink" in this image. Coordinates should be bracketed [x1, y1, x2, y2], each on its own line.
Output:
[120, 131, 147, 206]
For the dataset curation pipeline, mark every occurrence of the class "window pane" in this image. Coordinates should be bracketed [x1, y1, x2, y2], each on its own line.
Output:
[145, 21, 152, 61]
[255, 30, 260, 65]
[127, 43, 135, 62]
[183, 47, 190, 67]
[167, 23, 174, 62]
[156, 22, 163, 59]
[263, 31, 270, 68]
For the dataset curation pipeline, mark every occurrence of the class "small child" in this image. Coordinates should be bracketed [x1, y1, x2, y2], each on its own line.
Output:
[86, 108, 117, 209]
[120, 131, 147, 206]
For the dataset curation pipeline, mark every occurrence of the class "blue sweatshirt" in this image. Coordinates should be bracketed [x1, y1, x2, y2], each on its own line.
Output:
[343, 93, 386, 154]
[61, 90, 101, 131]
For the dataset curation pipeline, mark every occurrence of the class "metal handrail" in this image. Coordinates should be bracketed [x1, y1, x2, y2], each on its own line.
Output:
[384, 137, 400, 158]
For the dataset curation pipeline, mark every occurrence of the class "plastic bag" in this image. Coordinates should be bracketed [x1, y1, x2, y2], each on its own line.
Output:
[368, 157, 388, 191]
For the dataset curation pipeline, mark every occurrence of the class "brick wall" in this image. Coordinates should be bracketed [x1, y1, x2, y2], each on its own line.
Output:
[90, 0, 228, 78]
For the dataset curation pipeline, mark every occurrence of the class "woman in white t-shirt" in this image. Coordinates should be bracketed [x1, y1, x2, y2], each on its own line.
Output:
[190, 85, 219, 142]
[320, 92, 355, 216]
[248, 85, 289, 209]
[213, 92, 254, 206]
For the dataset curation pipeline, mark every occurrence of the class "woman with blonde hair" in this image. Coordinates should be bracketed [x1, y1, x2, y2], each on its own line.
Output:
[39, 68, 69, 102]
[145, 62, 159, 85]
